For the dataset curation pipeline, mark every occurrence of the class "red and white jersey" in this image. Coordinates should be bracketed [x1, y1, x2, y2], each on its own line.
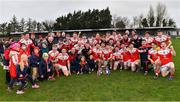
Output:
[78, 39, 87, 45]
[128, 48, 139, 62]
[148, 48, 158, 61]
[9, 50, 19, 78]
[157, 48, 173, 66]
[119, 48, 131, 61]
[154, 35, 170, 46]
[102, 48, 113, 60]
[113, 51, 121, 61]
[91, 47, 103, 60]
[143, 37, 154, 45]
[57, 53, 69, 66]
[19, 38, 35, 55]
[48, 50, 59, 60]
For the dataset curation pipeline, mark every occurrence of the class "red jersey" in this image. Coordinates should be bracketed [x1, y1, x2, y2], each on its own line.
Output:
[143, 36, 154, 45]
[119, 49, 131, 61]
[91, 47, 102, 60]
[129, 48, 139, 62]
[48, 50, 59, 61]
[154, 35, 170, 47]
[9, 50, 19, 78]
[148, 48, 158, 61]
[157, 49, 173, 65]
[102, 48, 112, 60]
[4, 48, 11, 60]
[69, 52, 77, 62]
[113, 51, 121, 61]
[19, 39, 35, 55]
[57, 53, 69, 66]
[19, 48, 29, 57]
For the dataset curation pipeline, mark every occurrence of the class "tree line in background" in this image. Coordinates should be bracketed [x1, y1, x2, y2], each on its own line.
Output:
[113, 3, 176, 28]
[0, 3, 176, 35]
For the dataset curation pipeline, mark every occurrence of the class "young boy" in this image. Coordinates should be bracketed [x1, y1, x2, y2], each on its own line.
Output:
[29, 47, 41, 81]
[157, 42, 176, 80]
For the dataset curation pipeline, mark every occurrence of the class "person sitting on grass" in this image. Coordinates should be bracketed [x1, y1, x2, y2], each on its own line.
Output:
[87, 55, 95, 72]
[79, 56, 90, 74]
[16, 54, 39, 94]
[39, 53, 55, 81]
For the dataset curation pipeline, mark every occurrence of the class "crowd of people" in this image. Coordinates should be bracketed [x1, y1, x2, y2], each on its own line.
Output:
[0, 29, 176, 94]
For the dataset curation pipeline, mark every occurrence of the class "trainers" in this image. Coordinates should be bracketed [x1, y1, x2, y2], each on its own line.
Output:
[7, 87, 13, 92]
[153, 75, 158, 80]
[106, 68, 110, 75]
[32, 84, 40, 89]
[144, 71, 148, 76]
[168, 76, 173, 81]
[16, 90, 24, 94]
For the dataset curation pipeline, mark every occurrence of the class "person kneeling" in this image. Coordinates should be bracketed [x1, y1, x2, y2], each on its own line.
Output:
[39, 53, 55, 81]
[157, 42, 176, 80]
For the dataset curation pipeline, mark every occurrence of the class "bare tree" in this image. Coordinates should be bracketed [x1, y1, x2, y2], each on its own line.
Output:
[147, 5, 155, 27]
[138, 14, 143, 28]
[132, 16, 139, 28]
[156, 2, 167, 27]
[19, 18, 26, 32]
[42, 20, 55, 31]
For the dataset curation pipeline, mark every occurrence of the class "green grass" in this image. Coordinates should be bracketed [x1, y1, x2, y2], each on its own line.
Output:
[0, 39, 180, 101]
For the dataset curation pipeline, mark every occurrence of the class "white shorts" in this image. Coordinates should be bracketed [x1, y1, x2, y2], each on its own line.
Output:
[57, 65, 68, 71]
[131, 60, 139, 65]
[124, 60, 131, 66]
[160, 62, 173, 72]
[104, 60, 108, 66]
[114, 61, 119, 66]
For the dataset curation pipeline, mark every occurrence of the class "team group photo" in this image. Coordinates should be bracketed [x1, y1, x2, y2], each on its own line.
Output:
[0, 0, 180, 101]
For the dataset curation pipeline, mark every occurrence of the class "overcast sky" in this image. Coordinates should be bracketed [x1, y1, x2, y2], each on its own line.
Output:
[0, 0, 180, 27]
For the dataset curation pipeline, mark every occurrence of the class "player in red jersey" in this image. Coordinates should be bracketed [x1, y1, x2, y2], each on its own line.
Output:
[128, 43, 140, 72]
[143, 31, 154, 46]
[102, 43, 112, 75]
[56, 49, 70, 77]
[90, 43, 103, 76]
[48, 44, 59, 77]
[19, 33, 35, 56]
[148, 42, 160, 79]
[112, 47, 122, 70]
[154, 30, 171, 47]
[157, 42, 176, 80]
[119, 43, 131, 70]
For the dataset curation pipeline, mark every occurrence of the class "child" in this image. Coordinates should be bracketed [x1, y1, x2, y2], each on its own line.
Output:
[8, 43, 20, 91]
[40, 42, 48, 57]
[16, 54, 39, 94]
[39, 53, 55, 81]
[29, 47, 41, 81]
[87, 55, 95, 72]
[80, 56, 90, 74]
